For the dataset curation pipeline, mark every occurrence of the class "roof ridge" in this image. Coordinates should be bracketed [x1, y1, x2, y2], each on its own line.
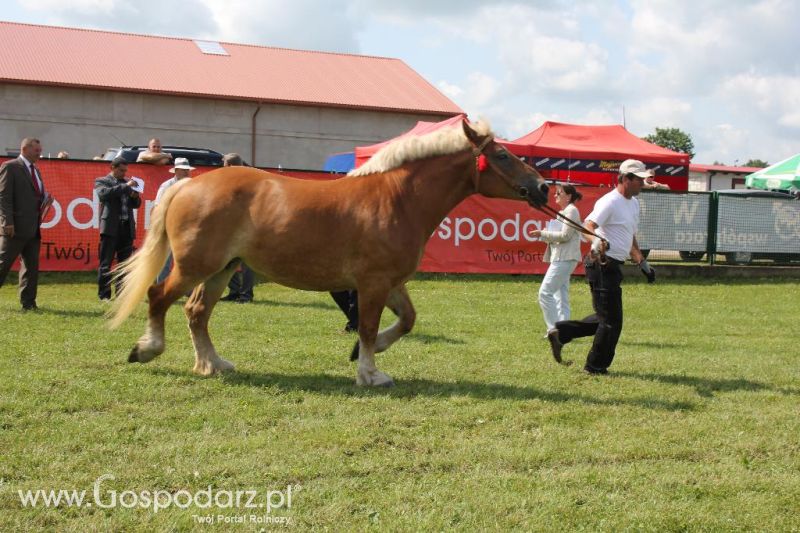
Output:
[0, 19, 400, 61]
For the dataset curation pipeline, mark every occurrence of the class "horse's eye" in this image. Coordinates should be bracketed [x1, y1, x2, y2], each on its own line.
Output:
[496, 152, 509, 161]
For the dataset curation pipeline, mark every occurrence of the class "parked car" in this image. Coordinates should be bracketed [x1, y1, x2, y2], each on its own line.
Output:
[102, 146, 224, 167]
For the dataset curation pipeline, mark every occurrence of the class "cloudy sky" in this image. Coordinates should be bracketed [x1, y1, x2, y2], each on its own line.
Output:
[5, 0, 798, 164]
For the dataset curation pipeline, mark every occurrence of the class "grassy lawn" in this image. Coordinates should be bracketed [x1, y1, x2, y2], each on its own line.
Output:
[1, 272, 798, 531]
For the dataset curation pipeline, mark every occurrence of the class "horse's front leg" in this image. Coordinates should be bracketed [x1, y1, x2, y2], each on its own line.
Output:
[374, 284, 416, 353]
[353, 286, 394, 387]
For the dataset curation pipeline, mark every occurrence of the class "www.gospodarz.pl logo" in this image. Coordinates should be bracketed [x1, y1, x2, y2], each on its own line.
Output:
[14, 474, 299, 519]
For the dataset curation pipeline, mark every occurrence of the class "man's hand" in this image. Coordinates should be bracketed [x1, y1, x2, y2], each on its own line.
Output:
[639, 259, 656, 283]
[591, 238, 609, 256]
[2, 224, 14, 238]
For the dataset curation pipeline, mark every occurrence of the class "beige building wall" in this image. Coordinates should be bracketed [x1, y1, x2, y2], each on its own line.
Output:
[0, 83, 454, 169]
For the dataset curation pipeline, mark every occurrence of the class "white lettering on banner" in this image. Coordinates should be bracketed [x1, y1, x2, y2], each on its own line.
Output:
[40, 200, 62, 229]
[675, 231, 707, 245]
[436, 215, 542, 247]
[773, 202, 800, 239]
[66, 194, 98, 230]
[478, 219, 498, 240]
[454, 218, 475, 246]
[674, 201, 699, 225]
[36, 192, 146, 232]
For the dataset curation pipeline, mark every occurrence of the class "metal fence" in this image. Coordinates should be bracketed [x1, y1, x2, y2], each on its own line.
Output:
[637, 190, 800, 265]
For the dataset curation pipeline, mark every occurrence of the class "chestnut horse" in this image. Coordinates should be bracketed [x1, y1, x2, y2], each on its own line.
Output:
[109, 120, 548, 386]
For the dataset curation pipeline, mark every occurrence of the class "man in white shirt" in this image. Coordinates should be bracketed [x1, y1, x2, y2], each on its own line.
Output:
[547, 159, 656, 374]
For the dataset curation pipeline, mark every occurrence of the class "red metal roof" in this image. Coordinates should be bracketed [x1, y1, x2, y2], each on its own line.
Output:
[689, 164, 762, 174]
[0, 21, 462, 115]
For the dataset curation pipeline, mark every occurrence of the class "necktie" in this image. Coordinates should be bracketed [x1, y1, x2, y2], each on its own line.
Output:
[29, 164, 42, 196]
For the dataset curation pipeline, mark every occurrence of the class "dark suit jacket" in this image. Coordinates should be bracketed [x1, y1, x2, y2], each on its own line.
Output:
[94, 174, 141, 239]
[0, 157, 46, 240]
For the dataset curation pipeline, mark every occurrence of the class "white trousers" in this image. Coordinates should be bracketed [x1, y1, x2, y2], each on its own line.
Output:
[538, 260, 578, 332]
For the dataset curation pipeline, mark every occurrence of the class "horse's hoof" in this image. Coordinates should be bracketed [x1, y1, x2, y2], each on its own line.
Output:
[128, 346, 139, 363]
[349, 340, 359, 361]
[193, 358, 236, 376]
[356, 369, 394, 387]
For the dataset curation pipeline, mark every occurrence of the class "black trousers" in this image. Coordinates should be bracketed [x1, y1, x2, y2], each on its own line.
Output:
[97, 222, 134, 299]
[0, 234, 40, 307]
[226, 262, 255, 300]
[330, 290, 359, 329]
[555, 259, 624, 371]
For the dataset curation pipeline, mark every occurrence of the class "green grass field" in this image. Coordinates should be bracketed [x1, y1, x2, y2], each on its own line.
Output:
[1, 272, 798, 531]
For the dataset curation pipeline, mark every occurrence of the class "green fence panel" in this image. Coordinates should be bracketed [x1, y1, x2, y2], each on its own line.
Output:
[715, 192, 800, 264]
[638, 190, 712, 259]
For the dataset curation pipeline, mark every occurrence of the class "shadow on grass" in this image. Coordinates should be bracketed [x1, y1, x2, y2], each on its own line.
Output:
[615, 371, 800, 398]
[30, 307, 105, 318]
[137, 369, 696, 411]
[404, 333, 466, 345]
[623, 340, 687, 349]
[412, 272, 800, 286]
[246, 298, 335, 311]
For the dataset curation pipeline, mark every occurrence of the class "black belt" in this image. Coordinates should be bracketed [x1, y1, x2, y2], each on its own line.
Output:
[606, 257, 625, 265]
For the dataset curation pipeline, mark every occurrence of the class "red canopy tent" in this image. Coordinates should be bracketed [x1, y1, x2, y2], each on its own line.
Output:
[354, 114, 467, 168]
[509, 121, 690, 189]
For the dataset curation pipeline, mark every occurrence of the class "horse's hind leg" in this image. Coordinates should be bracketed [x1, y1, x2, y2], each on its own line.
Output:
[184, 267, 238, 376]
[129, 272, 197, 364]
[353, 286, 395, 387]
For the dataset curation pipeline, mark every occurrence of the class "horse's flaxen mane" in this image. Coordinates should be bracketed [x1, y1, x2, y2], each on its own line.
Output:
[348, 120, 493, 177]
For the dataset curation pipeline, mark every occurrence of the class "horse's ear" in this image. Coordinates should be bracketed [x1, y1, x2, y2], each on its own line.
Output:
[462, 120, 486, 147]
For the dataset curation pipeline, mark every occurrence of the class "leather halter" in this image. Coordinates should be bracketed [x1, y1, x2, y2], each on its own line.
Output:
[470, 136, 609, 254]
[471, 137, 529, 199]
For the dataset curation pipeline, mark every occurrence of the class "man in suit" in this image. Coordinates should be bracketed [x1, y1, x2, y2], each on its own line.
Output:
[94, 157, 141, 300]
[218, 153, 256, 303]
[0, 137, 53, 311]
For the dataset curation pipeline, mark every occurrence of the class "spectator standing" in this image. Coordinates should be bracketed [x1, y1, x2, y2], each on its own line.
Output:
[0, 137, 53, 311]
[136, 138, 172, 166]
[94, 157, 141, 300]
[643, 174, 670, 190]
[155, 157, 195, 283]
[219, 153, 255, 303]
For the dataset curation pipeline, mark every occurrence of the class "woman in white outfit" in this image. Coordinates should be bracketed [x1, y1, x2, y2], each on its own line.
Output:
[529, 184, 583, 337]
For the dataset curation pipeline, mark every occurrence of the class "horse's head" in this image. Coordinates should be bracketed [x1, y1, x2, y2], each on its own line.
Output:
[463, 120, 549, 207]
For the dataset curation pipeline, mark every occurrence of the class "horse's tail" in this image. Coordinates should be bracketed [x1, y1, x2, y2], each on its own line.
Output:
[107, 179, 190, 329]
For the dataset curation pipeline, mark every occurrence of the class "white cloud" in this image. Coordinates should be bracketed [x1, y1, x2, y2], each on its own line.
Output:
[627, 97, 692, 134]
[7, 0, 800, 164]
[437, 81, 463, 100]
[720, 72, 800, 128]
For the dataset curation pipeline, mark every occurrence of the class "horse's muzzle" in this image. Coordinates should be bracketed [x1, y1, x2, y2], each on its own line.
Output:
[522, 181, 549, 207]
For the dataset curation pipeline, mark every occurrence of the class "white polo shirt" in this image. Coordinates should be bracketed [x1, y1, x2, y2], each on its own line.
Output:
[154, 177, 179, 205]
[586, 189, 639, 262]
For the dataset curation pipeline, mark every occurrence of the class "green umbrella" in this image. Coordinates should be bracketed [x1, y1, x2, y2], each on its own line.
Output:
[745, 153, 800, 191]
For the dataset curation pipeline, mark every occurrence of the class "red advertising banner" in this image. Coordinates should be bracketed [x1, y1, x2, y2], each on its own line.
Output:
[2, 158, 605, 274]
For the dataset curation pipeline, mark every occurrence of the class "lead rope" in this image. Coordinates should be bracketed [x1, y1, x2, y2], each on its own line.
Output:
[536, 202, 610, 265]
[470, 138, 609, 262]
